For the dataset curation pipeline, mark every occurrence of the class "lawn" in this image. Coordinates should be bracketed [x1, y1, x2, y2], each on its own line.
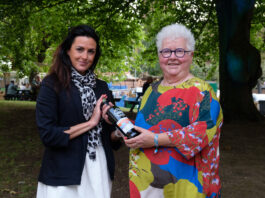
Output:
[1, 100, 265, 198]
[0, 100, 134, 198]
[0, 101, 41, 198]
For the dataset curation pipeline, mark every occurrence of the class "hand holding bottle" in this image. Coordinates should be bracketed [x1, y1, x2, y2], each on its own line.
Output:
[124, 126, 155, 149]
[101, 100, 114, 125]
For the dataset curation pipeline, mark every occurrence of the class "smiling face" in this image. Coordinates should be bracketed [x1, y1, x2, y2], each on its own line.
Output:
[159, 37, 193, 82]
[67, 36, 97, 75]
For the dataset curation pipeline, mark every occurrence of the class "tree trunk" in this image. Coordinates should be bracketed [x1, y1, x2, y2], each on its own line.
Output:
[216, 0, 264, 123]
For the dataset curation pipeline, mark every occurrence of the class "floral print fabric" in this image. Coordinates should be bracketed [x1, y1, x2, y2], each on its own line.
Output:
[129, 77, 223, 198]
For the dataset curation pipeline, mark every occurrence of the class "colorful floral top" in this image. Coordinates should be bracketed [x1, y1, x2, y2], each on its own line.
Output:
[129, 77, 223, 198]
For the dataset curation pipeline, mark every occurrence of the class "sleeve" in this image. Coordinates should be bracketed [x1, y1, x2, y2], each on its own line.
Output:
[36, 80, 70, 148]
[166, 87, 223, 160]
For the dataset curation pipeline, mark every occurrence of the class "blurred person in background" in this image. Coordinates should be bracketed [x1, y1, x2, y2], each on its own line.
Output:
[7, 80, 17, 96]
[142, 76, 153, 95]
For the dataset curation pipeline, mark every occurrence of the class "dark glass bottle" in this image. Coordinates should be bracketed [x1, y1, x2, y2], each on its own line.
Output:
[102, 100, 140, 139]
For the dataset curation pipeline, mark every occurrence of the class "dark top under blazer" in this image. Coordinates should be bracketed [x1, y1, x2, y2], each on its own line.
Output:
[36, 74, 120, 186]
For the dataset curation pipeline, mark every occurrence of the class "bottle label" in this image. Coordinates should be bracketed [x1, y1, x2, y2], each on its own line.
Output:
[113, 108, 125, 117]
[117, 117, 134, 133]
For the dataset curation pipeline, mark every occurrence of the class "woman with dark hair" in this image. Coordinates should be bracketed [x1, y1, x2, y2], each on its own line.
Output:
[36, 25, 121, 198]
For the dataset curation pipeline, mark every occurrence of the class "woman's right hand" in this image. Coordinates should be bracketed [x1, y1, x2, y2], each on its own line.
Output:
[124, 126, 155, 149]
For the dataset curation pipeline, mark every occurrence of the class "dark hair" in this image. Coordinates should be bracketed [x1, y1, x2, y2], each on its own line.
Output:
[49, 24, 101, 90]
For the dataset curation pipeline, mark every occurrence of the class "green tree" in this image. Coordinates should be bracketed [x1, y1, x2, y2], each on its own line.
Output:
[0, 0, 145, 80]
[0, 0, 264, 122]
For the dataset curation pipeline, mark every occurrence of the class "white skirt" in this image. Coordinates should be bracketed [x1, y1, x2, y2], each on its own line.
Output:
[36, 145, 112, 198]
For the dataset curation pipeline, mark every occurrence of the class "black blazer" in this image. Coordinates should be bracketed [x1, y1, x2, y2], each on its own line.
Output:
[36, 74, 120, 186]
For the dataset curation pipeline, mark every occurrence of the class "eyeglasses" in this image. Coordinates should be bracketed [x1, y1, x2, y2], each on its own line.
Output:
[159, 48, 191, 58]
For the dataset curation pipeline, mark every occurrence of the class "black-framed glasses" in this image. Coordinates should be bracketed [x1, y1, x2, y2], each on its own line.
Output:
[159, 48, 191, 58]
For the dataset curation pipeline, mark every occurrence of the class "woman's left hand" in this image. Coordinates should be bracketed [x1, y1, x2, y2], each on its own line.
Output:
[124, 126, 155, 149]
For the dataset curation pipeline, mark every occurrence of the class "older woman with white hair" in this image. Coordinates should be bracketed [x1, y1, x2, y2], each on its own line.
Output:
[124, 23, 223, 198]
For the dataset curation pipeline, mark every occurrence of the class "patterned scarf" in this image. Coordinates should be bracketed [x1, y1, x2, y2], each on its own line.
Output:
[71, 67, 102, 160]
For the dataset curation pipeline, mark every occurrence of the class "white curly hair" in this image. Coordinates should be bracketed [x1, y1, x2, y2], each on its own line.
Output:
[156, 23, 195, 53]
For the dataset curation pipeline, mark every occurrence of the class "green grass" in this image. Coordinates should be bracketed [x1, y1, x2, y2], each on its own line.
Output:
[0, 100, 36, 108]
[0, 100, 136, 198]
[0, 100, 41, 198]
[119, 106, 138, 113]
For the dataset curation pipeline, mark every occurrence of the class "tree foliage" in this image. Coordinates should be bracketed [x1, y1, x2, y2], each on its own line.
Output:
[1, 0, 265, 122]
[1, 0, 264, 80]
[0, 0, 144, 80]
